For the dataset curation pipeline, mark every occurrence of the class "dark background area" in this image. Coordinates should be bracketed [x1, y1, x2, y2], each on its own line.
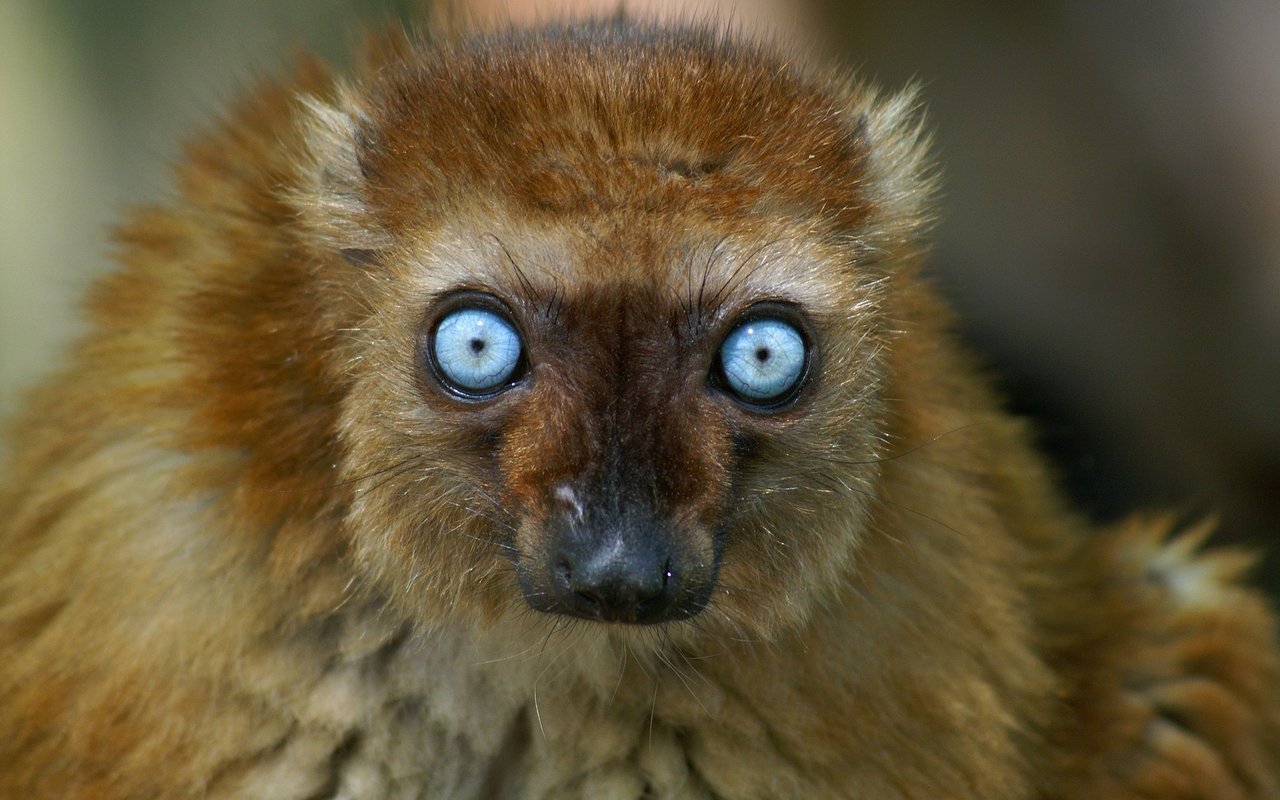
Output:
[817, 1, 1280, 591]
[2, 1, 1276, 591]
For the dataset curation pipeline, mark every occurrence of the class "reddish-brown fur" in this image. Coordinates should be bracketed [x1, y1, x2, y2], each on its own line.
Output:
[1, 23, 1277, 799]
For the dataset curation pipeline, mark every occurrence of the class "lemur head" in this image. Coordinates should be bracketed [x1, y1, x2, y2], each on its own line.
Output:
[295, 26, 931, 641]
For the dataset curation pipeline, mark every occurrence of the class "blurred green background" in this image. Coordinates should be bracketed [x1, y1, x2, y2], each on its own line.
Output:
[2, 1, 1277, 590]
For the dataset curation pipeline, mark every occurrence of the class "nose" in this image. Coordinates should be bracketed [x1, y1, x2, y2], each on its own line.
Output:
[553, 537, 676, 624]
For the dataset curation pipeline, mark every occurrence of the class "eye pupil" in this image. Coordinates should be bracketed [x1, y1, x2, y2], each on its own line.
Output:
[755, 347, 770, 362]
[469, 339, 485, 353]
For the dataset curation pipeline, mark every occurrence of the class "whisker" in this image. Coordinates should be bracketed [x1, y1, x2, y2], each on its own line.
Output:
[656, 641, 712, 718]
[254, 453, 429, 494]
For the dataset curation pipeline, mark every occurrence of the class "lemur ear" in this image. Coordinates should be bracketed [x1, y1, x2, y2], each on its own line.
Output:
[293, 89, 394, 265]
[847, 84, 937, 258]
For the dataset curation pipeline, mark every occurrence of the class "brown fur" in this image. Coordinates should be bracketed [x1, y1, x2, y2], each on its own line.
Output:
[1, 23, 1277, 799]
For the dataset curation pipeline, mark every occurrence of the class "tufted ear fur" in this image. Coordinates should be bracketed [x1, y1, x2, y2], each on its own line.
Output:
[852, 84, 936, 256]
[292, 89, 395, 263]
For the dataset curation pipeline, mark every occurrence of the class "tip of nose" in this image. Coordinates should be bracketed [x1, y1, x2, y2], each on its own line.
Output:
[574, 567, 669, 623]
[557, 554, 676, 624]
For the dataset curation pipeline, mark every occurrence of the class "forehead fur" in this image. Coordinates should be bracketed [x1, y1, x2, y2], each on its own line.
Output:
[296, 24, 933, 266]
[391, 214, 875, 328]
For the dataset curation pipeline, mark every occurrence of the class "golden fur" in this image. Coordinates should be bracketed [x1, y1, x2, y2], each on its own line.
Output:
[1, 23, 1277, 799]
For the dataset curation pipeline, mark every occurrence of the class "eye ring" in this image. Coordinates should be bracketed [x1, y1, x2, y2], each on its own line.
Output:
[424, 293, 527, 400]
[713, 306, 812, 411]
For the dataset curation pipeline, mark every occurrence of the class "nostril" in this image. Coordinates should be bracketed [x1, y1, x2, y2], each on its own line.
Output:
[574, 589, 602, 610]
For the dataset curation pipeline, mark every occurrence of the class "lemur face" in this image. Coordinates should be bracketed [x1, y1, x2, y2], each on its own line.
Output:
[302, 32, 928, 639]
[414, 231, 825, 626]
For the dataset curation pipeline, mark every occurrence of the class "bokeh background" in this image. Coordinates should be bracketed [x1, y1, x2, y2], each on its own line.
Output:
[2, 0, 1277, 591]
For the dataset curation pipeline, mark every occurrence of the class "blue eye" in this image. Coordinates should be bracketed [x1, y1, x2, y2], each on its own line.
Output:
[431, 306, 523, 395]
[718, 317, 808, 405]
